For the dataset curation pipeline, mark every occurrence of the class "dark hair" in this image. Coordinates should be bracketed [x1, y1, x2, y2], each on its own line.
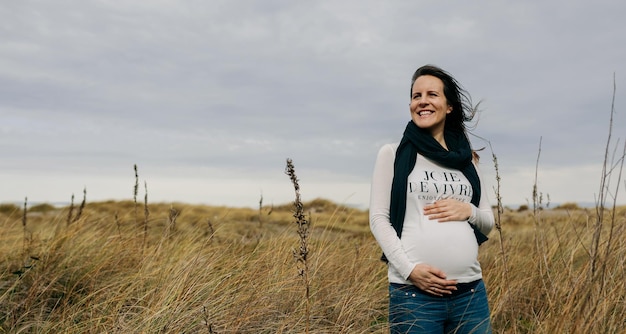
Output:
[410, 64, 475, 134]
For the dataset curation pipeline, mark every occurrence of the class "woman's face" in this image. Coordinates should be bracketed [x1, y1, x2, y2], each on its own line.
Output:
[410, 75, 452, 137]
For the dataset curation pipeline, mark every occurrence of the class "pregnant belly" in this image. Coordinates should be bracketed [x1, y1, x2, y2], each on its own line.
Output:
[402, 221, 480, 279]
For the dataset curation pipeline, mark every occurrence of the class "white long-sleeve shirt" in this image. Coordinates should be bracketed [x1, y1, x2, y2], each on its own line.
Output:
[369, 143, 495, 284]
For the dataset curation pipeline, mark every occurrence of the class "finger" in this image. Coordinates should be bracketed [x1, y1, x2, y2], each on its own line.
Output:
[441, 282, 459, 291]
[422, 205, 437, 214]
[433, 276, 458, 287]
[430, 286, 451, 296]
[437, 281, 458, 289]
[427, 267, 448, 279]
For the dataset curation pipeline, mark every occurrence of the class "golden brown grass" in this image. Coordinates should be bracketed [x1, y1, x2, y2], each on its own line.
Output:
[483, 206, 626, 333]
[1, 199, 386, 333]
[1, 196, 625, 333]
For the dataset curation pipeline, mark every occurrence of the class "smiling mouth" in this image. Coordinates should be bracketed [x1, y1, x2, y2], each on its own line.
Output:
[418, 110, 434, 116]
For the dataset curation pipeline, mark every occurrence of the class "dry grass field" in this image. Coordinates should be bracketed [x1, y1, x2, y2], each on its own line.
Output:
[1, 193, 625, 333]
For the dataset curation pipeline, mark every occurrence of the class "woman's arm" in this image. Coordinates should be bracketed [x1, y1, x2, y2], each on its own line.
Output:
[369, 144, 415, 279]
[468, 162, 495, 236]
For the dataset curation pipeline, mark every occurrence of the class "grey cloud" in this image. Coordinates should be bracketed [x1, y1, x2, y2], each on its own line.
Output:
[1, 0, 625, 206]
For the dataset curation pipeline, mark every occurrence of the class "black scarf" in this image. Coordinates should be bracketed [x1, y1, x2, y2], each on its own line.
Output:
[389, 121, 488, 246]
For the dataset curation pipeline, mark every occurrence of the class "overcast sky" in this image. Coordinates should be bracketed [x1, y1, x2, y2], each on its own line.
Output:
[2, 0, 625, 209]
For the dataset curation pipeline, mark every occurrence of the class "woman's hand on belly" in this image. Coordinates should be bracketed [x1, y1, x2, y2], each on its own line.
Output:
[408, 263, 458, 297]
[424, 198, 472, 222]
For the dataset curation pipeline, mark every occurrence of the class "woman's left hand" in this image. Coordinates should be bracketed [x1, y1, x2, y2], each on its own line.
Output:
[424, 198, 472, 222]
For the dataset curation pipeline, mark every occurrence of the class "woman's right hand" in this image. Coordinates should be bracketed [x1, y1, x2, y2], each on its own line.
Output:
[408, 264, 458, 296]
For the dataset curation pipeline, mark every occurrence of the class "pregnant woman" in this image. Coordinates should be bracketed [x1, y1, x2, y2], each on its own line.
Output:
[369, 64, 495, 333]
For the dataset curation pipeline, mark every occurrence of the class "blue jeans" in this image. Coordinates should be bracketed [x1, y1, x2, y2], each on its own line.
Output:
[388, 280, 492, 334]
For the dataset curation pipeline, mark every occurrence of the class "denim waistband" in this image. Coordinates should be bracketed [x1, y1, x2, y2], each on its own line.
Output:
[390, 279, 481, 298]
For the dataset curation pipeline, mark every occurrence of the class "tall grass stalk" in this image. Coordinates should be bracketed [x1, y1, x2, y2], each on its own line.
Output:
[75, 187, 86, 223]
[530, 137, 560, 313]
[487, 142, 515, 330]
[583, 73, 626, 326]
[258, 193, 264, 228]
[67, 188, 87, 226]
[21, 197, 28, 255]
[67, 193, 74, 226]
[489, 143, 508, 277]
[133, 164, 139, 224]
[285, 158, 311, 334]
[591, 73, 623, 281]
[142, 181, 150, 255]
